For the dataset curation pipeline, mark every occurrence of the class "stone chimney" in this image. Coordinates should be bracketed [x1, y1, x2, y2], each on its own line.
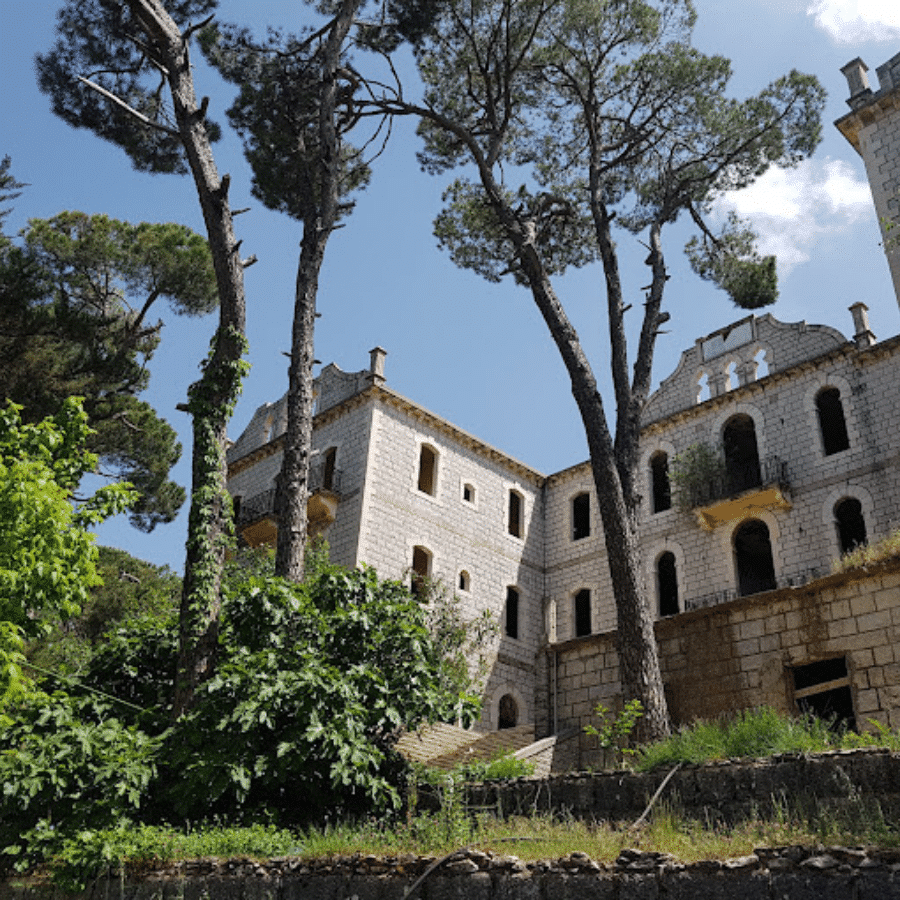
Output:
[849, 302, 876, 349]
[841, 58, 872, 110]
[368, 346, 387, 385]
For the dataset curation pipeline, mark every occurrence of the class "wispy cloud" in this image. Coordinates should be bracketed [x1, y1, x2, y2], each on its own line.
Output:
[713, 158, 873, 275]
[806, 0, 900, 43]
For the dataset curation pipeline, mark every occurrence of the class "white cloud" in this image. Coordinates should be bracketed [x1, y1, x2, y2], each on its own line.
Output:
[713, 158, 873, 275]
[806, 0, 900, 43]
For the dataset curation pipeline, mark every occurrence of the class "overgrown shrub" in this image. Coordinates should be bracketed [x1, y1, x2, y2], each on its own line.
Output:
[0, 692, 159, 872]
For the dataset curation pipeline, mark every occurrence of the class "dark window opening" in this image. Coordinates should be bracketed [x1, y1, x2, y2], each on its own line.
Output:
[816, 387, 850, 456]
[793, 657, 856, 731]
[411, 545, 430, 598]
[463, 483, 474, 503]
[734, 519, 776, 596]
[723, 414, 761, 493]
[651, 452, 672, 513]
[505, 586, 519, 639]
[418, 445, 436, 495]
[574, 589, 592, 637]
[573, 492, 590, 540]
[323, 447, 337, 491]
[232, 495, 242, 524]
[458, 570, 470, 591]
[508, 490, 523, 537]
[657, 552, 679, 617]
[498, 694, 518, 729]
[835, 497, 867, 555]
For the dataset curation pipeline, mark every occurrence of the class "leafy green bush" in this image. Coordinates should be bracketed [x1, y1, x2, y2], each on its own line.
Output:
[161, 563, 483, 824]
[0, 692, 159, 873]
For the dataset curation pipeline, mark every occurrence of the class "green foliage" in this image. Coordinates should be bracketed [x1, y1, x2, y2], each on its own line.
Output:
[685, 213, 778, 308]
[584, 699, 644, 769]
[52, 823, 299, 890]
[0, 399, 135, 706]
[635, 707, 900, 772]
[0, 692, 160, 874]
[668, 443, 727, 510]
[415, 0, 824, 300]
[36, 0, 221, 174]
[27, 546, 180, 680]
[202, 22, 371, 224]
[165, 563, 483, 823]
[1, 209, 220, 530]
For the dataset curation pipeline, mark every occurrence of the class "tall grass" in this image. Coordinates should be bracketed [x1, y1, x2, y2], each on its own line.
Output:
[637, 707, 900, 772]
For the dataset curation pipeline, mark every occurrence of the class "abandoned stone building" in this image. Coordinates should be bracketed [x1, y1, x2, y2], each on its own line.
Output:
[225, 52, 900, 762]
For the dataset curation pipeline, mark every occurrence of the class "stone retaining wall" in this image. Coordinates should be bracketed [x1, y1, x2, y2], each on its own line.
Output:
[466, 748, 900, 825]
[5, 845, 900, 900]
[536, 561, 900, 770]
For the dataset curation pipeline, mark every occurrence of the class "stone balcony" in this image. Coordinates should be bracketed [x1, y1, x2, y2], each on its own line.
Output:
[683, 455, 791, 531]
[235, 459, 343, 547]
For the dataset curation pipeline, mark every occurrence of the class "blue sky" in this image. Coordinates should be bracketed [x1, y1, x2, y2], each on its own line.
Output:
[2, 0, 899, 572]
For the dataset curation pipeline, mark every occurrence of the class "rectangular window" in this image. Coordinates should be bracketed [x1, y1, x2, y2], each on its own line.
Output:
[505, 586, 519, 639]
[792, 656, 855, 730]
[572, 493, 590, 540]
[574, 588, 591, 637]
[508, 490, 523, 537]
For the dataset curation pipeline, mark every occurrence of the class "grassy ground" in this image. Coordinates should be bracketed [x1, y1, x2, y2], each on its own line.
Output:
[29, 708, 900, 888]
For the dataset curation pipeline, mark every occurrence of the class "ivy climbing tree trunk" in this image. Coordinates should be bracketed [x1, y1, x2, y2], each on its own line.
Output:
[115, 0, 249, 717]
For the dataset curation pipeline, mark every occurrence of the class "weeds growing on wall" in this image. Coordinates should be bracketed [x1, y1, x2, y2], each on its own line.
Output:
[636, 706, 900, 772]
[833, 525, 900, 572]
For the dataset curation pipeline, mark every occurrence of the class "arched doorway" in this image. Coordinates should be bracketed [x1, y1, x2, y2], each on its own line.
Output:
[498, 694, 518, 729]
[734, 519, 776, 596]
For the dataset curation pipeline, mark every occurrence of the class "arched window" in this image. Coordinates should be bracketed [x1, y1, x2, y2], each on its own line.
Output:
[734, 519, 776, 597]
[574, 589, 592, 637]
[657, 552, 679, 617]
[572, 492, 590, 540]
[323, 446, 337, 491]
[411, 545, 431, 598]
[816, 388, 850, 456]
[498, 694, 518, 729]
[417, 445, 437, 495]
[835, 498, 867, 555]
[505, 586, 519, 639]
[508, 490, 524, 537]
[650, 452, 671, 513]
[723, 414, 761, 493]
[458, 570, 470, 592]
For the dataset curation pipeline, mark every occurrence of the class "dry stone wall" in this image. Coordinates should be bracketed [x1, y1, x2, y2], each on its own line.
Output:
[6, 845, 900, 900]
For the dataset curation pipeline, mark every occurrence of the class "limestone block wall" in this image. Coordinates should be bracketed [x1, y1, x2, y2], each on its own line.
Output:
[543, 463, 616, 642]
[538, 561, 900, 761]
[225, 398, 376, 569]
[357, 394, 545, 731]
[636, 335, 900, 620]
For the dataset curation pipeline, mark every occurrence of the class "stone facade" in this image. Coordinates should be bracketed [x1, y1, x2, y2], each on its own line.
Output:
[226, 51, 900, 739]
[227, 305, 900, 736]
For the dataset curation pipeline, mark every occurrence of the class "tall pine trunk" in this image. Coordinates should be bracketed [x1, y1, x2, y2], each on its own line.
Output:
[125, 1, 248, 717]
[274, 0, 361, 581]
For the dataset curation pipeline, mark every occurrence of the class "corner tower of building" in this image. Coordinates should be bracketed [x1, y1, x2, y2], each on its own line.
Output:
[836, 52, 900, 310]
